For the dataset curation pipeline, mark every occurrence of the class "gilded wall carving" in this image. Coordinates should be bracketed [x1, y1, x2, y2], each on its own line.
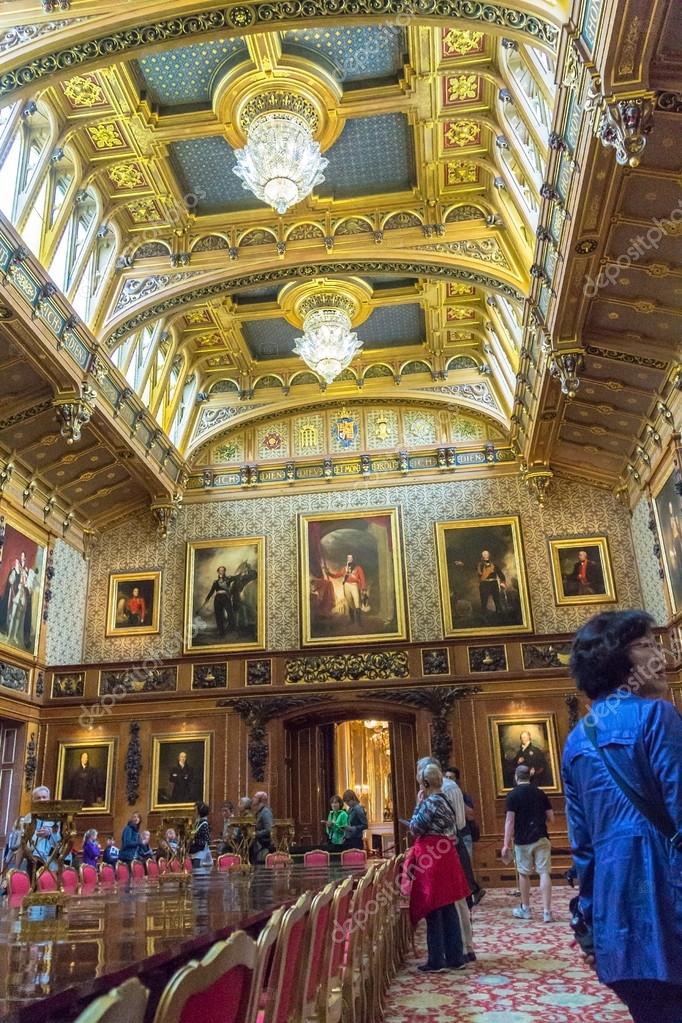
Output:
[81, 476, 644, 663]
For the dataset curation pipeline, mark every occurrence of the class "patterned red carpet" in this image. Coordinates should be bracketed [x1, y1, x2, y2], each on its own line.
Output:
[384, 886, 632, 1022]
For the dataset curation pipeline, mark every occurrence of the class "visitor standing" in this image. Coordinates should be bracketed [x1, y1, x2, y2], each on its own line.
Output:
[502, 765, 554, 922]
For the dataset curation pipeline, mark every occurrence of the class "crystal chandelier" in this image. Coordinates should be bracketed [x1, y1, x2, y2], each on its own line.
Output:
[233, 92, 328, 215]
[293, 295, 363, 384]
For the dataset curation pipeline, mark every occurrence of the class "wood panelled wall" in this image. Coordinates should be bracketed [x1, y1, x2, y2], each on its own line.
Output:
[28, 670, 679, 886]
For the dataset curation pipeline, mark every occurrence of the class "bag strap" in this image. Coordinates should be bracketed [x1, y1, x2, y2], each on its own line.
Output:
[582, 719, 675, 841]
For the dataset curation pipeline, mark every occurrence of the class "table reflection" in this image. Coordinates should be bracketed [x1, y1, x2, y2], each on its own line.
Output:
[0, 864, 362, 1023]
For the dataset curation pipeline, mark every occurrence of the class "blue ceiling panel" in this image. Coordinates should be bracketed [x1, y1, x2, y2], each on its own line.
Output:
[359, 303, 425, 349]
[242, 318, 302, 361]
[135, 38, 247, 108]
[319, 114, 415, 199]
[242, 302, 424, 361]
[169, 137, 267, 213]
[282, 26, 406, 84]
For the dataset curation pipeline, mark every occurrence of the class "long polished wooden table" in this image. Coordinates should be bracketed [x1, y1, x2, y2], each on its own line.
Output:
[0, 866, 361, 1023]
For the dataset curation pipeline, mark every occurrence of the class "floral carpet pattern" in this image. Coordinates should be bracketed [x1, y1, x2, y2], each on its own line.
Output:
[384, 887, 632, 1022]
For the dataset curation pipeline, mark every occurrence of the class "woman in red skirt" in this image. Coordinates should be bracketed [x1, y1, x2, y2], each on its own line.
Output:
[406, 761, 471, 972]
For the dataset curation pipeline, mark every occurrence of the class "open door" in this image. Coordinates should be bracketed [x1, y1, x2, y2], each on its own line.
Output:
[389, 719, 417, 852]
[287, 721, 333, 847]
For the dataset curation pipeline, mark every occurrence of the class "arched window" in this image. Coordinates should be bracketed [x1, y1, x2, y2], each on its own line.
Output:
[49, 189, 99, 292]
[71, 227, 117, 323]
[169, 373, 196, 448]
[498, 148, 539, 228]
[0, 133, 22, 218]
[500, 104, 544, 186]
[502, 45, 553, 144]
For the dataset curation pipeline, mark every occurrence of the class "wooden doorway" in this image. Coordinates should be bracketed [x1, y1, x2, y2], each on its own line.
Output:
[0, 718, 24, 854]
[283, 707, 417, 851]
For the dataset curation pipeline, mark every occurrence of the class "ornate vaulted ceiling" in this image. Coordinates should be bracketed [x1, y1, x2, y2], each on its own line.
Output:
[0, 0, 679, 533]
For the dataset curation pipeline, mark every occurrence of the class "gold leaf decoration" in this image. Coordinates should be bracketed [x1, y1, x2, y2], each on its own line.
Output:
[444, 119, 480, 148]
[108, 162, 145, 189]
[442, 29, 485, 57]
[446, 75, 479, 103]
[446, 161, 478, 184]
[63, 74, 104, 108]
[88, 122, 125, 150]
[127, 199, 161, 223]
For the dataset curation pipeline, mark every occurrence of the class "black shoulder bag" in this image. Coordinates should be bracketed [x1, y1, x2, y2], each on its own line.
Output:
[569, 719, 682, 956]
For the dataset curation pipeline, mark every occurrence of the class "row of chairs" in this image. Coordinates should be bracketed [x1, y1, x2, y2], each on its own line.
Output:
[216, 849, 368, 871]
[7, 848, 369, 898]
[5, 855, 193, 897]
[75, 854, 410, 1023]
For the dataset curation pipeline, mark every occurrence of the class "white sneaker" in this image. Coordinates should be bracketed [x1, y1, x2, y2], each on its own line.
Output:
[512, 905, 532, 920]
[543, 910, 554, 923]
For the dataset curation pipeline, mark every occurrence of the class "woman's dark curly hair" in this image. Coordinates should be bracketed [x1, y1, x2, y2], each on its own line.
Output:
[569, 609, 655, 699]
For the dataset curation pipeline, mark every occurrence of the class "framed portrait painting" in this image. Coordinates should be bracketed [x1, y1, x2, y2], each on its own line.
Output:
[653, 468, 682, 615]
[298, 508, 408, 647]
[548, 537, 616, 606]
[488, 715, 561, 796]
[55, 740, 115, 813]
[183, 537, 265, 654]
[106, 571, 161, 637]
[0, 510, 47, 660]
[151, 733, 211, 811]
[435, 516, 532, 638]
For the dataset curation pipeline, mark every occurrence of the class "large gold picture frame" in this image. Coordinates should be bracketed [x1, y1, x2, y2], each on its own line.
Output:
[183, 537, 265, 654]
[0, 507, 48, 661]
[435, 515, 532, 638]
[105, 570, 162, 637]
[488, 714, 562, 796]
[548, 536, 616, 606]
[150, 732, 211, 812]
[652, 467, 682, 616]
[55, 739, 116, 814]
[298, 508, 408, 648]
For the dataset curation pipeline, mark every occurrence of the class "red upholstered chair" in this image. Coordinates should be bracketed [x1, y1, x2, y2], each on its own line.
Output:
[130, 860, 146, 881]
[183, 856, 193, 873]
[303, 850, 330, 868]
[300, 881, 337, 1023]
[80, 864, 98, 887]
[36, 867, 59, 892]
[261, 891, 312, 1023]
[6, 869, 31, 898]
[74, 976, 149, 1023]
[323, 874, 355, 1023]
[168, 859, 182, 874]
[99, 863, 115, 885]
[264, 852, 291, 868]
[341, 864, 378, 1023]
[153, 929, 260, 1023]
[61, 866, 79, 892]
[157, 857, 168, 875]
[115, 861, 130, 884]
[340, 849, 367, 868]
[217, 853, 241, 871]
[146, 858, 159, 878]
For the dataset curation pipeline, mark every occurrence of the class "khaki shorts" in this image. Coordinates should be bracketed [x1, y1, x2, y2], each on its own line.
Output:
[514, 837, 551, 876]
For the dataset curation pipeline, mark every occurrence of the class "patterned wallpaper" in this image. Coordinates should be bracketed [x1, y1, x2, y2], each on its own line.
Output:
[630, 495, 669, 624]
[81, 476, 644, 663]
[45, 539, 87, 666]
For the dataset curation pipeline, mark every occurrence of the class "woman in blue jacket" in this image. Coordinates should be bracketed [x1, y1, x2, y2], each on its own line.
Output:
[119, 812, 142, 863]
[563, 610, 682, 1023]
